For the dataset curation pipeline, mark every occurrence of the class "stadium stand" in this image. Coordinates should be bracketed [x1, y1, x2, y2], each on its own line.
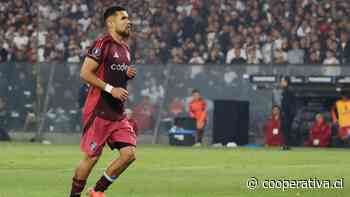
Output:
[0, 0, 349, 64]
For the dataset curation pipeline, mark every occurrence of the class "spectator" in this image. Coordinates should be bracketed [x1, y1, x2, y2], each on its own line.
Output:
[337, 31, 350, 64]
[132, 96, 155, 133]
[145, 48, 161, 64]
[323, 50, 339, 65]
[274, 48, 287, 64]
[226, 45, 247, 64]
[304, 113, 331, 148]
[246, 45, 263, 64]
[287, 40, 305, 64]
[264, 105, 284, 147]
[1, 0, 350, 65]
[262, 34, 274, 64]
[207, 46, 225, 64]
[189, 50, 205, 64]
[168, 97, 185, 117]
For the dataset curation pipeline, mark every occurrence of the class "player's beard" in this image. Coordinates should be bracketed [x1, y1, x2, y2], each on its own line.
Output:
[117, 28, 130, 39]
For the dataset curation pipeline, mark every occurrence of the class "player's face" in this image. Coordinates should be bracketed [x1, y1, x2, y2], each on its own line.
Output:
[192, 92, 200, 100]
[272, 107, 280, 116]
[112, 11, 131, 38]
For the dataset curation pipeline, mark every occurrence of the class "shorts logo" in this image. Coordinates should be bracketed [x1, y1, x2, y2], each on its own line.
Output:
[92, 48, 101, 57]
[90, 141, 97, 151]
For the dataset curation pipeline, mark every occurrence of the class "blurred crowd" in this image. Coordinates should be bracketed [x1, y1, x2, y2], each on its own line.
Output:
[0, 0, 350, 65]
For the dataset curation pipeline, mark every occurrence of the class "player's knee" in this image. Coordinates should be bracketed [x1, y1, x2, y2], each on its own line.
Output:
[84, 155, 100, 164]
[120, 148, 136, 164]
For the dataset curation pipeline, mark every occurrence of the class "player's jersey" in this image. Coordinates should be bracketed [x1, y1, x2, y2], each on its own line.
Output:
[189, 98, 207, 123]
[83, 34, 132, 121]
[335, 100, 350, 127]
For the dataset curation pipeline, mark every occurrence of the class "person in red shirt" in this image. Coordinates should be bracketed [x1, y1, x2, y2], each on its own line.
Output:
[304, 113, 331, 147]
[189, 89, 207, 146]
[69, 6, 137, 197]
[264, 105, 284, 146]
[132, 95, 155, 132]
[169, 97, 184, 117]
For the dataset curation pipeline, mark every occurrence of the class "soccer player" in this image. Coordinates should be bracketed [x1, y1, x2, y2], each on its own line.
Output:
[332, 90, 350, 145]
[188, 89, 207, 146]
[69, 6, 137, 197]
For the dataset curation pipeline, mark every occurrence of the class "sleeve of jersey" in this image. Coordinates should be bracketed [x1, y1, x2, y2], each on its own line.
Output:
[86, 40, 104, 64]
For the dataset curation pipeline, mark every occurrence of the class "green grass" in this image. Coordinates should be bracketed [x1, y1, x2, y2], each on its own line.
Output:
[0, 142, 349, 197]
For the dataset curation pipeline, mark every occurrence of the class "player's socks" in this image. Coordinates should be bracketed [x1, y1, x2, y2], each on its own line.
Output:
[70, 178, 86, 197]
[94, 172, 117, 192]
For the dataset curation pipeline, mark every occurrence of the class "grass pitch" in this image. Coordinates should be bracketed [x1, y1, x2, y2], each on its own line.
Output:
[0, 142, 349, 197]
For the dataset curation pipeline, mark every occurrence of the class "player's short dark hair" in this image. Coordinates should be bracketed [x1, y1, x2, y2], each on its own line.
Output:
[192, 89, 200, 94]
[103, 6, 126, 23]
[272, 105, 280, 110]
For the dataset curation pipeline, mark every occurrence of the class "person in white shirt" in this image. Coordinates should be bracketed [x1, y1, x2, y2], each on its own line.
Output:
[189, 50, 205, 64]
[323, 50, 339, 65]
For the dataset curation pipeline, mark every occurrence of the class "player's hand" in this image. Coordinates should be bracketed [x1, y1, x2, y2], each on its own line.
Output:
[111, 87, 128, 101]
[127, 66, 136, 78]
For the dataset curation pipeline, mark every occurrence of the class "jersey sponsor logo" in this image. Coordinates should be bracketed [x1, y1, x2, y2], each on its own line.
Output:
[110, 63, 128, 71]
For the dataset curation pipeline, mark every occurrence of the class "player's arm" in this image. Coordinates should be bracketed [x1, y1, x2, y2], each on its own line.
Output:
[80, 57, 128, 101]
[80, 57, 107, 91]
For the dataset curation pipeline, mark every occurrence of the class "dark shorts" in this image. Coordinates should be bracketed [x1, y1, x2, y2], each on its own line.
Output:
[80, 116, 137, 157]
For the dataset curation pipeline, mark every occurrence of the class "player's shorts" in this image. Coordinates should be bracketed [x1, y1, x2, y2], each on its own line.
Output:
[80, 115, 137, 157]
[338, 126, 350, 140]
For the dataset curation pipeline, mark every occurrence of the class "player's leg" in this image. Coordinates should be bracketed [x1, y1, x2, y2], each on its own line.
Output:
[281, 116, 292, 150]
[70, 116, 109, 197]
[70, 155, 100, 197]
[195, 120, 205, 146]
[91, 117, 137, 193]
[93, 145, 136, 192]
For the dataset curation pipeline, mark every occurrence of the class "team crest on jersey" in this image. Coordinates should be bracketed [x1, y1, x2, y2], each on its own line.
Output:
[113, 51, 119, 59]
[92, 47, 101, 57]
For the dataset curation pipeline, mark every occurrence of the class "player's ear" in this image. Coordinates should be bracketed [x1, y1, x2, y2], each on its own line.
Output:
[106, 16, 115, 27]
[106, 18, 111, 26]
